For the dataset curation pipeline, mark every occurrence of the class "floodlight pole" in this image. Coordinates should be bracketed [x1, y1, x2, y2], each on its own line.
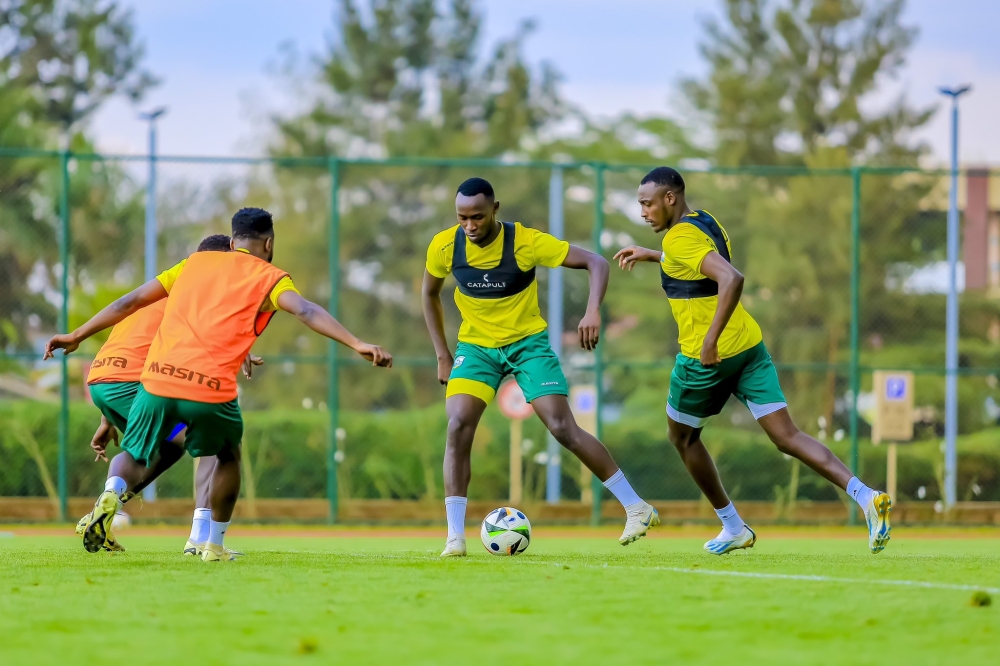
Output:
[939, 85, 970, 510]
[139, 107, 167, 502]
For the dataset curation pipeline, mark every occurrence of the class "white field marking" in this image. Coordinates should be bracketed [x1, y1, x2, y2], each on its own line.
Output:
[539, 561, 1000, 595]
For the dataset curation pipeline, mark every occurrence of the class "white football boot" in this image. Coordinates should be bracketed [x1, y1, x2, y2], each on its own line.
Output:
[865, 492, 892, 554]
[703, 525, 756, 555]
[440, 535, 467, 557]
[619, 502, 660, 545]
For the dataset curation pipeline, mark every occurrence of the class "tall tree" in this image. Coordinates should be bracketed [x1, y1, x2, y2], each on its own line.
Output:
[0, 0, 157, 132]
[683, 0, 931, 166]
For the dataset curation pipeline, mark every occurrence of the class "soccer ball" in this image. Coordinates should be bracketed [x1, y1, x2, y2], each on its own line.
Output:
[481, 507, 531, 556]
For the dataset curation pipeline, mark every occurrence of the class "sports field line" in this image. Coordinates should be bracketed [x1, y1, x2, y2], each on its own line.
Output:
[537, 561, 1000, 595]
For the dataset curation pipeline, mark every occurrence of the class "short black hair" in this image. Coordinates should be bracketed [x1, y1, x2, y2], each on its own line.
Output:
[196, 234, 231, 252]
[640, 166, 685, 193]
[456, 177, 494, 199]
[232, 207, 274, 240]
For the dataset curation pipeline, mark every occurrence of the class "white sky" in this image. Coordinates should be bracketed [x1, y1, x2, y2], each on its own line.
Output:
[89, 0, 1000, 165]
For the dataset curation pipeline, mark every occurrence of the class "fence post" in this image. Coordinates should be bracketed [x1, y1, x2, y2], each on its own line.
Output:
[546, 166, 564, 503]
[590, 163, 606, 526]
[848, 166, 862, 526]
[327, 157, 341, 524]
[58, 150, 71, 522]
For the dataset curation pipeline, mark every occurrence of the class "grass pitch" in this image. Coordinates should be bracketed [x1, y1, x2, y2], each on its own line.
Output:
[1, 526, 997, 665]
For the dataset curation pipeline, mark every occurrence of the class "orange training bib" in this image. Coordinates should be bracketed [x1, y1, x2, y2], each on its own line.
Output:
[140, 251, 288, 403]
[87, 299, 167, 385]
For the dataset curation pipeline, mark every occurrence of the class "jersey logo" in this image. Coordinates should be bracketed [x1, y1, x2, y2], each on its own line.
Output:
[147, 361, 222, 391]
[453, 356, 465, 368]
[91, 356, 127, 369]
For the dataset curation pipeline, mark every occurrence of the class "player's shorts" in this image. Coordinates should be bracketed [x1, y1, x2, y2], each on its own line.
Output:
[667, 342, 787, 427]
[447, 331, 568, 404]
[89, 381, 185, 442]
[120, 385, 242, 466]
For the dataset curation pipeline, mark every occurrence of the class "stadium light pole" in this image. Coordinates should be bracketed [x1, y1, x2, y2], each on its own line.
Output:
[939, 85, 970, 510]
[139, 107, 167, 502]
[545, 167, 564, 503]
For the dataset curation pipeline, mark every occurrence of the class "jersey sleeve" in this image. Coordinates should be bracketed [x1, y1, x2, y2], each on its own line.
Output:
[425, 230, 455, 278]
[266, 276, 299, 311]
[525, 226, 570, 268]
[155, 259, 186, 293]
[662, 225, 716, 275]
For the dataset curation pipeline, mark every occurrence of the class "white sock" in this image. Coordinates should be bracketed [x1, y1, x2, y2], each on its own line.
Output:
[846, 477, 877, 511]
[445, 496, 467, 539]
[104, 476, 127, 498]
[208, 519, 230, 547]
[190, 508, 211, 543]
[602, 469, 643, 508]
[715, 502, 745, 537]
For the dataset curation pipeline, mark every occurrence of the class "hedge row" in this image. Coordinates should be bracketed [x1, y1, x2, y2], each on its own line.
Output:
[1, 400, 997, 503]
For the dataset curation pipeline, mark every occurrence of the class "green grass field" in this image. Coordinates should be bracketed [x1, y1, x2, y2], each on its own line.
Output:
[1, 526, 997, 665]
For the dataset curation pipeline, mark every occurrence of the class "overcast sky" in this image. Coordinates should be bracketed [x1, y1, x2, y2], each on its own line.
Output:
[89, 0, 999, 165]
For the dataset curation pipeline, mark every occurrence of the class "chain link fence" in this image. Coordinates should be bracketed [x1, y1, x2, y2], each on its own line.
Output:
[1, 148, 998, 522]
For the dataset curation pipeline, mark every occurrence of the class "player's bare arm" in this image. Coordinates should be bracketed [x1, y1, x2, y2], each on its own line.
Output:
[697, 252, 745, 367]
[561, 245, 609, 351]
[613, 245, 661, 271]
[276, 290, 392, 367]
[43, 278, 168, 359]
[421, 269, 452, 384]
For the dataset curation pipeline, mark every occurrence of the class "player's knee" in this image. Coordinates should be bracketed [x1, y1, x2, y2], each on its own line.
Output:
[446, 414, 477, 447]
[547, 417, 578, 448]
[667, 428, 697, 452]
[766, 424, 800, 453]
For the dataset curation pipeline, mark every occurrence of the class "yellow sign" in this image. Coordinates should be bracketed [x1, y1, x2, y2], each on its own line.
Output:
[872, 371, 914, 444]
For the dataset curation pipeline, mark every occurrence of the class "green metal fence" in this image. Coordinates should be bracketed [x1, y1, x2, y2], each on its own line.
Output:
[1, 147, 998, 523]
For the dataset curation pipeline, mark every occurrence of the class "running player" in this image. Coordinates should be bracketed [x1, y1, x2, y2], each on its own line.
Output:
[422, 177, 657, 557]
[46, 208, 392, 561]
[77, 233, 237, 553]
[614, 166, 891, 555]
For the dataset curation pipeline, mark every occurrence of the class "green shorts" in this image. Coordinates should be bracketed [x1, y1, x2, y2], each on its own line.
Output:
[120, 385, 242, 466]
[89, 381, 141, 433]
[447, 331, 568, 404]
[667, 342, 787, 427]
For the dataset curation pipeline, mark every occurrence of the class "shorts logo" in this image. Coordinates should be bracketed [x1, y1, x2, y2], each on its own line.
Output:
[147, 361, 222, 391]
[541, 381, 559, 386]
[91, 356, 127, 369]
[453, 356, 465, 368]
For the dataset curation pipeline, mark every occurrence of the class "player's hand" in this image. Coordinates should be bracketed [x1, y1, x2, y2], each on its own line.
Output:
[613, 246, 656, 271]
[700, 339, 721, 367]
[578, 309, 601, 351]
[241, 354, 264, 379]
[91, 418, 119, 462]
[43, 333, 79, 360]
[437, 354, 454, 385]
[354, 342, 393, 368]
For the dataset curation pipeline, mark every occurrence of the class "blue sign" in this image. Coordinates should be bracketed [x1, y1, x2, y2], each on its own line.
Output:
[575, 392, 596, 413]
[885, 376, 907, 401]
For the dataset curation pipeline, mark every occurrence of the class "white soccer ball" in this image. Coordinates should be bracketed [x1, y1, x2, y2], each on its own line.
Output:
[481, 507, 531, 556]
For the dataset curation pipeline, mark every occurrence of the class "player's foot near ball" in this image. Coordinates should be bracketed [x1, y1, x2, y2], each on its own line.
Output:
[704, 525, 756, 555]
[82, 490, 122, 554]
[865, 492, 892, 554]
[183, 540, 204, 557]
[201, 543, 242, 562]
[619, 502, 659, 545]
[440, 536, 467, 557]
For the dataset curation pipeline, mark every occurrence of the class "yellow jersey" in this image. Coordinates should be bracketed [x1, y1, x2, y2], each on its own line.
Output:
[660, 211, 762, 359]
[426, 222, 569, 347]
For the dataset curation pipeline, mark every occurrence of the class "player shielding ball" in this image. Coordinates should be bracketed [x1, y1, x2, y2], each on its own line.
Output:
[46, 208, 392, 560]
[422, 177, 658, 557]
[615, 167, 891, 555]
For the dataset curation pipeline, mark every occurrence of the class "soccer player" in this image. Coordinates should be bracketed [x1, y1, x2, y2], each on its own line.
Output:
[46, 207, 392, 561]
[614, 167, 891, 555]
[77, 233, 237, 553]
[422, 177, 658, 557]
